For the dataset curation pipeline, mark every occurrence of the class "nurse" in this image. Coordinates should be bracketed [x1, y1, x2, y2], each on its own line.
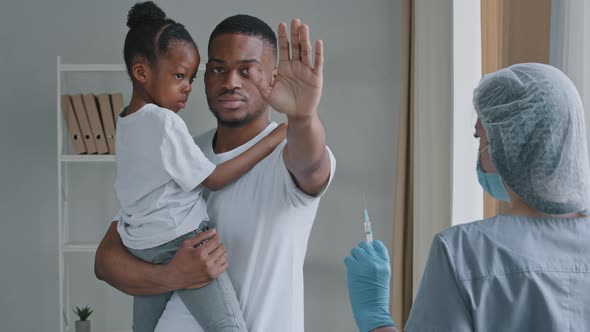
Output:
[345, 63, 590, 331]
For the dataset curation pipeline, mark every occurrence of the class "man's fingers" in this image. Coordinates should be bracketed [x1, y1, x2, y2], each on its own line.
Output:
[214, 251, 228, 266]
[216, 262, 229, 275]
[208, 242, 226, 262]
[300, 24, 312, 66]
[194, 232, 222, 255]
[314, 40, 324, 74]
[290, 18, 301, 62]
[210, 262, 229, 280]
[278, 22, 290, 63]
[183, 228, 216, 248]
[185, 281, 209, 290]
[249, 67, 273, 102]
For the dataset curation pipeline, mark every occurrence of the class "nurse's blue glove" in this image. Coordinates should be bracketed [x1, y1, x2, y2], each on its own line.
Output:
[344, 240, 396, 332]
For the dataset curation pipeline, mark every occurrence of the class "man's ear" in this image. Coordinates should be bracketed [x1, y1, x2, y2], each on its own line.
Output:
[131, 60, 151, 84]
[271, 68, 278, 85]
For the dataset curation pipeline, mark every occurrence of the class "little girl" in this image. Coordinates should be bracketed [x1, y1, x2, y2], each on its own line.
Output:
[115, 2, 284, 331]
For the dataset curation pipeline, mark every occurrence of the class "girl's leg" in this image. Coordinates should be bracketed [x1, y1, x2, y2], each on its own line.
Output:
[177, 271, 247, 332]
[132, 292, 174, 332]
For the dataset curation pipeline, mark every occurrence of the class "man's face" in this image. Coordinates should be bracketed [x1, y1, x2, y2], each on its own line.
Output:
[205, 33, 276, 127]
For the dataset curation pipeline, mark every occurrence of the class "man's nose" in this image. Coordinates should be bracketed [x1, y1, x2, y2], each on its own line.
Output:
[222, 70, 242, 91]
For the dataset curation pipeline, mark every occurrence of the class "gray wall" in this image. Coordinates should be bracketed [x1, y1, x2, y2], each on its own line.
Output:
[0, 0, 400, 330]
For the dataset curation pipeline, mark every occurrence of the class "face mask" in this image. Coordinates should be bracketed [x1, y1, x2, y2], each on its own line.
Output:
[477, 145, 511, 202]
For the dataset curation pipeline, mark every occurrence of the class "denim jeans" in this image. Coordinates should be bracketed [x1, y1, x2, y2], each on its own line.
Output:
[128, 222, 247, 332]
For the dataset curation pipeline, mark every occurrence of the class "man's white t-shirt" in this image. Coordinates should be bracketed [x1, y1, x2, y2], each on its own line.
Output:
[154, 122, 336, 332]
[115, 103, 215, 250]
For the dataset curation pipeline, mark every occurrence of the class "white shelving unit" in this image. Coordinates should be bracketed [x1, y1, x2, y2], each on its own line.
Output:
[57, 56, 129, 332]
[60, 155, 116, 163]
[57, 56, 207, 332]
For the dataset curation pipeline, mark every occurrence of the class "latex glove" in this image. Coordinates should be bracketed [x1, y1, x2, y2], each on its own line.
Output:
[344, 240, 396, 332]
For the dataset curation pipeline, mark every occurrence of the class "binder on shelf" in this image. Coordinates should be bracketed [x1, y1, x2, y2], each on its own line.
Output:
[82, 94, 109, 154]
[70, 94, 97, 154]
[110, 93, 124, 127]
[60, 95, 87, 154]
[96, 94, 117, 154]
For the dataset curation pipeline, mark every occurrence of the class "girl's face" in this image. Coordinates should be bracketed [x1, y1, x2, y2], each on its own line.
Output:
[146, 42, 200, 113]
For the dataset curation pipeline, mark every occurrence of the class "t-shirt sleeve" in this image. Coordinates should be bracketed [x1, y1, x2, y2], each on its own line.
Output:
[161, 120, 216, 192]
[276, 141, 336, 208]
[405, 234, 474, 332]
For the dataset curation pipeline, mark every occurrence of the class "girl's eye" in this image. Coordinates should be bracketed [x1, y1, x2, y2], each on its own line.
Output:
[211, 67, 224, 74]
[175, 74, 184, 80]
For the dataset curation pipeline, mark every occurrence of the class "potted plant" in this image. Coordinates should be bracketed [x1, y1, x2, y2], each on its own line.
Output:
[73, 305, 93, 332]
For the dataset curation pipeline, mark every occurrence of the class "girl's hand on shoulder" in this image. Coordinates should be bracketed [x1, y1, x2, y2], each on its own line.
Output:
[266, 122, 288, 148]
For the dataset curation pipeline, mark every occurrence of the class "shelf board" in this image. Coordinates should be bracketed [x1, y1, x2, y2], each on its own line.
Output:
[61, 155, 115, 162]
[63, 243, 99, 252]
[64, 327, 130, 332]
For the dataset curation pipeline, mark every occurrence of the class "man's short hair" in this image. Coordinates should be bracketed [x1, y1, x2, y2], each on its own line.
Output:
[208, 14, 278, 58]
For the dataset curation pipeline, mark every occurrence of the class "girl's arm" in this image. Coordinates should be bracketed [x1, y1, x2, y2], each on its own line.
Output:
[202, 123, 287, 191]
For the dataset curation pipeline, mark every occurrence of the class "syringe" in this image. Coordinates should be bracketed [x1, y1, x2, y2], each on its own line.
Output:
[363, 193, 373, 244]
[363, 208, 373, 244]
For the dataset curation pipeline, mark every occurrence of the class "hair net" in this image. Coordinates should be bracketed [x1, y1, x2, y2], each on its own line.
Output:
[473, 63, 590, 215]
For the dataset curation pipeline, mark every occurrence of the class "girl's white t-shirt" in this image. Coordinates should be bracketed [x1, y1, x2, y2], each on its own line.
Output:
[115, 103, 215, 250]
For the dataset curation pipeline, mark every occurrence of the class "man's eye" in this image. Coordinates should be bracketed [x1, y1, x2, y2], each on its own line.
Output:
[175, 74, 184, 80]
[212, 67, 224, 74]
[240, 68, 249, 76]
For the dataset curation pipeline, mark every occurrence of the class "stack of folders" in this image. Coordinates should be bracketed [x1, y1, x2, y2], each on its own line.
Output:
[61, 93, 125, 155]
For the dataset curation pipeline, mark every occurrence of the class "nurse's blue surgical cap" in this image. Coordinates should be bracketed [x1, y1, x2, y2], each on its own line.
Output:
[473, 63, 590, 215]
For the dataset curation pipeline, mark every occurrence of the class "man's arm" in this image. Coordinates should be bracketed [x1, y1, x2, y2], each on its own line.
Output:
[252, 19, 331, 195]
[283, 113, 331, 195]
[94, 222, 228, 296]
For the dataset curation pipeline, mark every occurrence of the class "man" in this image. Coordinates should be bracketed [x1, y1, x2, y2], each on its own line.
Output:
[95, 14, 335, 332]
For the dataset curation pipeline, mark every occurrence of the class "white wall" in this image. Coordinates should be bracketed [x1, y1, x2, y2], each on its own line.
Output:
[0, 1, 401, 330]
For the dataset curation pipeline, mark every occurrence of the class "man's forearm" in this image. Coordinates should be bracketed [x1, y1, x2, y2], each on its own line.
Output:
[95, 222, 171, 296]
[284, 112, 331, 194]
[95, 221, 225, 296]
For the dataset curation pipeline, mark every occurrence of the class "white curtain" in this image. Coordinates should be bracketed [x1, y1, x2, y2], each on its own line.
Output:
[550, 0, 590, 150]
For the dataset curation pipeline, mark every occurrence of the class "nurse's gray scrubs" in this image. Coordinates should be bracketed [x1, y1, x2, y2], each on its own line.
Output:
[406, 64, 590, 331]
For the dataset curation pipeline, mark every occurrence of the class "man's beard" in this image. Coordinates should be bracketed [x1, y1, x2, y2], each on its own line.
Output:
[209, 105, 267, 128]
